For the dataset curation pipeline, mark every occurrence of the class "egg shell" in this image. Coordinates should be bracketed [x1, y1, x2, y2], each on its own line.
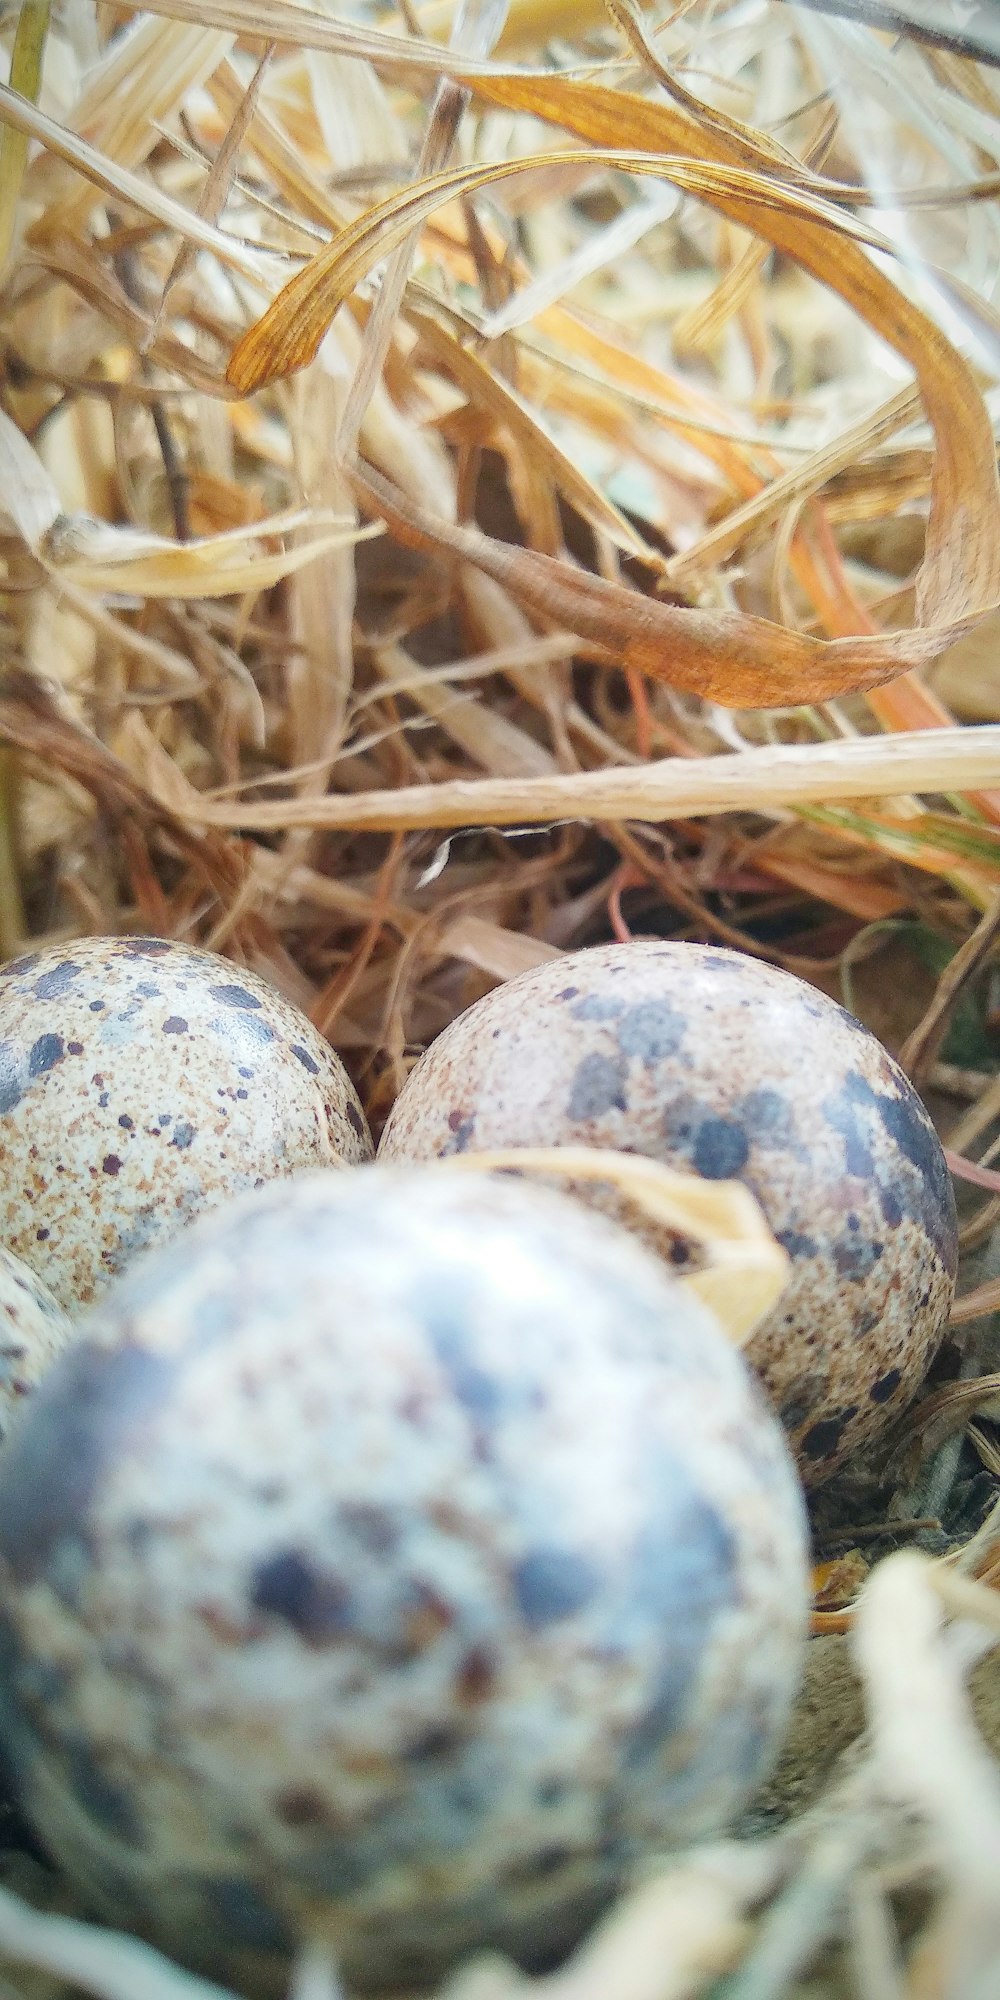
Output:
[0, 1249, 72, 1437]
[0, 1166, 808, 1994]
[379, 941, 958, 1480]
[0, 936, 372, 1308]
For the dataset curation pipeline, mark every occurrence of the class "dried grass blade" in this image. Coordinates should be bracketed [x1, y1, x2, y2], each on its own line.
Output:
[0, 1880, 236, 2000]
[945, 1151, 1000, 1195]
[419, 0, 609, 51]
[663, 384, 924, 584]
[101, 0, 508, 85]
[854, 1553, 1000, 1903]
[371, 641, 556, 778]
[150, 46, 274, 349]
[127, 725, 1000, 835]
[0, 0, 51, 271]
[466, 68, 1000, 629]
[226, 148, 893, 395]
[951, 1277, 1000, 1326]
[407, 305, 661, 563]
[349, 463, 980, 707]
[336, 0, 510, 462]
[0, 406, 60, 549]
[40, 510, 379, 600]
[0, 84, 283, 282]
[26, 235, 232, 398]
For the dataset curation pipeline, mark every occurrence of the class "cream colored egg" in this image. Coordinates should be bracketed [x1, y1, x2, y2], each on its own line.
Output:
[380, 941, 958, 1481]
[0, 1248, 71, 1437]
[0, 1167, 807, 1994]
[0, 936, 372, 1308]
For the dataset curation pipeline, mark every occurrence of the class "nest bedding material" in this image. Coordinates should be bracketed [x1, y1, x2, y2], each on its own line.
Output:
[0, 0, 1000, 1995]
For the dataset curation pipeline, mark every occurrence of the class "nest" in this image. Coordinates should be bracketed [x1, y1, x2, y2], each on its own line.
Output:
[0, 0, 999, 1993]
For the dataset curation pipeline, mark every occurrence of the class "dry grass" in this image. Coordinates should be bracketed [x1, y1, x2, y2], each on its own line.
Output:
[0, 0, 999, 1994]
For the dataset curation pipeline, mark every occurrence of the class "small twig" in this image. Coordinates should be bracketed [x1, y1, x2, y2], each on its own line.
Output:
[816, 1518, 941, 1548]
[111, 239, 191, 542]
[946, 1150, 1000, 1195]
[899, 895, 1000, 1086]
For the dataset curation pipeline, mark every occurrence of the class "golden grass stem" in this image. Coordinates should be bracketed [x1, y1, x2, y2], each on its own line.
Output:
[171, 726, 1000, 834]
[0, 752, 27, 961]
[416, 0, 607, 48]
[0, 0, 52, 272]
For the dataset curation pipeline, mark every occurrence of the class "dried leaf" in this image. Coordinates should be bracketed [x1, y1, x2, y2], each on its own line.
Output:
[348, 462, 981, 708]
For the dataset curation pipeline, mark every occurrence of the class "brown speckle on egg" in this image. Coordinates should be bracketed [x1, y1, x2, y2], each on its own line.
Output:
[379, 942, 958, 1481]
[0, 937, 373, 1309]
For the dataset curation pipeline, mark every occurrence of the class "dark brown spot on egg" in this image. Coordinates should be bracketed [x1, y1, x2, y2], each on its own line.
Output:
[870, 1368, 902, 1404]
[274, 1786, 332, 1828]
[775, 1228, 819, 1260]
[455, 1646, 497, 1704]
[801, 1407, 858, 1461]
[66, 1744, 144, 1842]
[444, 1112, 475, 1154]
[832, 1234, 883, 1281]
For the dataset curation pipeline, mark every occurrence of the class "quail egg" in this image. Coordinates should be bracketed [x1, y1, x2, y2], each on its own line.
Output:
[0, 1166, 808, 1993]
[0, 1249, 71, 1438]
[0, 936, 371, 1308]
[380, 942, 958, 1480]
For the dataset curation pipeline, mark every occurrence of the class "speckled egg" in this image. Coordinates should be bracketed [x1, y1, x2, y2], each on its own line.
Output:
[0, 936, 371, 1309]
[0, 1167, 808, 1994]
[380, 942, 958, 1481]
[0, 1249, 71, 1438]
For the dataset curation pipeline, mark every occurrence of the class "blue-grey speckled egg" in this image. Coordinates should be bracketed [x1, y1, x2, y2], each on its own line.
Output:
[379, 942, 958, 1481]
[0, 936, 371, 1307]
[0, 1248, 71, 1437]
[0, 1167, 807, 1994]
